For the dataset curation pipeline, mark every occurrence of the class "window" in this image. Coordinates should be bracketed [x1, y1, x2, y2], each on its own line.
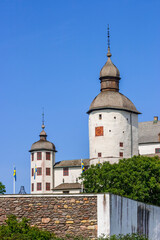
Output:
[119, 152, 123, 157]
[155, 148, 160, 153]
[63, 167, 69, 176]
[120, 142, 123, 147]
[98, 152, 102, 157]
[31, 153, 34, 161]
[37, 183, 42, 191]
[99, 114, 102, 120]
[95, 126, 103, 136]
[37, 152, 42, 160]
[32, 183, 34, 191]
[46, 152, 50, 160]
[63, 190, 69, 194]
[46, 183, 50, 191]
[46, 168, 50, 176]
[109, 130, 111, 132]
[37, 167, 42, 176]
[32, 168, 34, 176]
[114, 116, 116, 119]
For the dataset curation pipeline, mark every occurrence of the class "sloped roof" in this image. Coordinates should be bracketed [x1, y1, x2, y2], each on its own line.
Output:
[88, 91, 140, 114]
[53, 183, 81, 190]
[139, 121, 160, 144]
[54, 159, 90, 168]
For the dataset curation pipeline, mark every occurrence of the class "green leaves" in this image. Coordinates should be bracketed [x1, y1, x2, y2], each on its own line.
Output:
[80, 156, 160, 206]
[0, 215, 55, 240]
[0, 182, 5, 194]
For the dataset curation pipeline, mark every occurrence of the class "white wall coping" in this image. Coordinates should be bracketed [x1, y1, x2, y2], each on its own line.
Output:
[0, 193, 106, 198]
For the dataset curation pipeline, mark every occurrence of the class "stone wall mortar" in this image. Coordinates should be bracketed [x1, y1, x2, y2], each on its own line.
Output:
[0, 195, 97, 238]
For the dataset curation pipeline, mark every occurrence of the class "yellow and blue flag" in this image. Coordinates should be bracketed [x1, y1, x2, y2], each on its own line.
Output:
[81, 160, 85, 173]
[34, 165, 37, 180]
[13, 167, 16, 181]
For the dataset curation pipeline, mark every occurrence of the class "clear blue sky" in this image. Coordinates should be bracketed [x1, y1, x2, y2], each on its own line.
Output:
[0, 0, 160, 194]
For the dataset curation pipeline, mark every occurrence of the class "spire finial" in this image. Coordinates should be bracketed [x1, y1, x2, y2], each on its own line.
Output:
[107, 24, 112, 57]
[42, 108, 45, 129]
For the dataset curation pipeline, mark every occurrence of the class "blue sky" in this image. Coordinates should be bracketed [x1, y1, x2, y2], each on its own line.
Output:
[0, 0, 160, 194]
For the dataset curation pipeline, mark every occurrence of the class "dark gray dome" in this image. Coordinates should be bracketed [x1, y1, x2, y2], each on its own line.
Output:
[30, 140, 56, 152]
[88, 91, 140, 114]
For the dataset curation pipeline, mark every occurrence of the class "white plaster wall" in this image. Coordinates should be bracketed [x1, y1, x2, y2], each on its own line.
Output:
[89, 109, 138, 164]
[54, 167, 82, 188]
[31, 151, 55, 194]
[97, 194, 110, 238]
[139, 143, 160, 155]
[109, 194, 160, 240]
[53, 189, 81, 194]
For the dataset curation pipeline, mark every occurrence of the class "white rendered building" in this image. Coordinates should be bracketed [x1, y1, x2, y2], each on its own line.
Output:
[139, 116, 160, 157]
[29, 124, 56, 193]
[88, 43, 140, 165]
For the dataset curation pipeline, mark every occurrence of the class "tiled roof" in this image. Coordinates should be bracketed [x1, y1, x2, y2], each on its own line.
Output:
[53, 183, 81, 190]
[54, 159, 90, 168]
[139, 121, 160, 144]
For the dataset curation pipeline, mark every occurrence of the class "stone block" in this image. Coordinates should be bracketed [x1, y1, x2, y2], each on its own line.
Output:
[42, 218, 50, 224]
[66, 220, 74, 224]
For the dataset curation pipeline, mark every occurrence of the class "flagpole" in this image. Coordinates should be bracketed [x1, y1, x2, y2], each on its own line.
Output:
[13, 177, 15, 194]
[81, 159, 83, 193]
[13, 165, 15, 194]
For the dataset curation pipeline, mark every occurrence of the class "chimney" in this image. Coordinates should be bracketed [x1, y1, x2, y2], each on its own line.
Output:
[153, 116, 158, 123]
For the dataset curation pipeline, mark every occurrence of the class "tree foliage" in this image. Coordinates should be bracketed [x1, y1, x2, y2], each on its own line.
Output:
[0, 215, 54, 240]
[80, 155, 160, 206]
[0, 182, 6, 194]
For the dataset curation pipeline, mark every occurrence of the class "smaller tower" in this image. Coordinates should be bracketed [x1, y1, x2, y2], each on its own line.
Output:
[29, 116, 57, 194]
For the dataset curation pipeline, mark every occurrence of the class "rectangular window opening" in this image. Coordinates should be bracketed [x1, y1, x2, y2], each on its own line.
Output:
[46, 182, 50, 191]
[37, 167, 42, 176]
[99, 114, 102, 120]
[31, 153, 34, 161]
[32, 168, 34, 176]
[37, 182, 42, 191]
[98, 152, 102, 157]
[37, 152, 42, 160]
[46, 168, 50, 176]
[155, 148, 160, 153]
[119, 152, 123, 157]
[46, 152, 50, 160]
[32, 183, 34, 191]
[120, 142, 123, 147]
[63, 167, 69, 176]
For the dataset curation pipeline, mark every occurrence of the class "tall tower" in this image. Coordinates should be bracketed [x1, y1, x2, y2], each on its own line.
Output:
[29, 118, 57, 193]
[88, 27, 140, 165]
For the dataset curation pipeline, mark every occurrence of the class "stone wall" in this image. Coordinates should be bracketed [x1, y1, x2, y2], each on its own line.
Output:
[0, 195, 97, 238]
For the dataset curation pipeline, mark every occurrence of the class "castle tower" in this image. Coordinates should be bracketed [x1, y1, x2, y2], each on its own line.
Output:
[88, 27, 140, 165]
[29, 118, 57, 193]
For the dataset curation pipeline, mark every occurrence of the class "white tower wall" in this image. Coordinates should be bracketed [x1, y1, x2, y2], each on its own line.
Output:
[89, 109, 138, 165]
[30, 151, 55, 194]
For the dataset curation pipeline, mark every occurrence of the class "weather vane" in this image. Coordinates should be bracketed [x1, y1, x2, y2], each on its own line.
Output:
[107, 24, 110, 49]
[42, 108, 45, 129]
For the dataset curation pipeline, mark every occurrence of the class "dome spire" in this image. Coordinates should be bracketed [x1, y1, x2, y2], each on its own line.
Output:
[40, 108, 47, 140]
[107, 24, 112, 58]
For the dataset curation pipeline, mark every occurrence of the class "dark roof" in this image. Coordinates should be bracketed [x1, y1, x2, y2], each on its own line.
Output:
[54, 159, 90, 168]
[53, 183, 81, 190]
[88, 91, 140, 114]
[139, 121, 160, 144]
[29, 139, 56, 152]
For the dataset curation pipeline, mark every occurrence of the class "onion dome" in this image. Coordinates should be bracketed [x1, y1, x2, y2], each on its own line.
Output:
[29, 124, 57, 152]
[88, 26, 140, 115]
[100, 48, 120, 79]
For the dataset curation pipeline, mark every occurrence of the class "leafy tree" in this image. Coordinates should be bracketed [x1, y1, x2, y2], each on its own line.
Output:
[0, 215, 54, 240]
[0, 182, 6, 194]
[80, 156, 160, 206]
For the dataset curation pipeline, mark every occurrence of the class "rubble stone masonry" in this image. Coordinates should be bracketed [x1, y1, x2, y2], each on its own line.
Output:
[0, 194, 97, 238]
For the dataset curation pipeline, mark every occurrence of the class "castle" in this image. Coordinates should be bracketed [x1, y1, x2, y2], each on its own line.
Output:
[29, 32, 160, 194]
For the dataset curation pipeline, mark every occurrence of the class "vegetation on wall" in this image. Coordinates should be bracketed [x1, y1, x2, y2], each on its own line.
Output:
[0, 181, 5, 194]
[81, 155, 160, 206]
[0, 215, 149, 240]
